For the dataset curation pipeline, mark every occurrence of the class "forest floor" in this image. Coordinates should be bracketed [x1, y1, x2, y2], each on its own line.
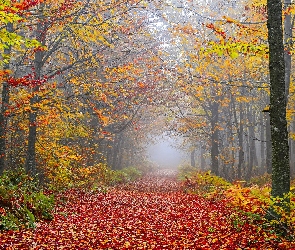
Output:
[0, 169, 294, 249]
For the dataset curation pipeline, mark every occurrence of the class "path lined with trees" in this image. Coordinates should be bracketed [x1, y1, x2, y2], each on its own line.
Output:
[0, 0, 295, 248]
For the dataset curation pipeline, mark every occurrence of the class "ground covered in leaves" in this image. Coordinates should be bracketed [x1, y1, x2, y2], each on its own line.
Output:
[0, 170, 294, 249]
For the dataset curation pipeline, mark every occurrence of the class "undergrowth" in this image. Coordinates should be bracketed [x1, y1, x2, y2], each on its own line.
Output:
[179, 168, 295, 244]
[0, 168, 55, 230]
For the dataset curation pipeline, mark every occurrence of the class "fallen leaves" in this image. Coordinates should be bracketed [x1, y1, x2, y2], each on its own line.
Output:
[0, 173, 294, 249]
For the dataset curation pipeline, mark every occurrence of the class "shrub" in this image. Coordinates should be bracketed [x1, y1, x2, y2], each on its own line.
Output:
[105, 167, 143, 186]
[248, 173, 272, 187]
[121, 167, 142, 181]
[47, 163, 110, 191]
[180, 170, 295, 238]
[0, 168, 55, 230]
[177, 163, 198, 180]
[181, 170, 232, 198]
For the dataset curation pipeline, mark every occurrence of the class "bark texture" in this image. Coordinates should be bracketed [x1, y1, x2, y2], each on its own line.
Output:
[267, 0, 290, 198]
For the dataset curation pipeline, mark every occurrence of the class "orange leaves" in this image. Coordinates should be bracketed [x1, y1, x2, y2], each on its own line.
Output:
[137, 81, 145, 88]
[94, 108, 110, 125]
[0, 69, 10, 81]
[100, 93, 107, 102]
[89, 102, 110, 126]
[1, 175, 294, 248]
[223, 16, 236, 24]
[11, 0, 44, 11]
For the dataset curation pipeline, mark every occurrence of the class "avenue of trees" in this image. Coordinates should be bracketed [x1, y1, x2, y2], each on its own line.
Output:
[0, 0, 293, 200]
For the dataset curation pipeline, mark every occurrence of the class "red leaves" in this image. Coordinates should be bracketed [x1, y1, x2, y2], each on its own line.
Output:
[11, 0, 43, 10]
[8, 0, 44, 16]
[0, 175, 294, 249]
[205, 23, 226, 39]
[7, 73, 48, 87]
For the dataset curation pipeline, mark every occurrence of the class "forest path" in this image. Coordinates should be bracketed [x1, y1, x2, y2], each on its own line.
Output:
[0, 170, 289, 249]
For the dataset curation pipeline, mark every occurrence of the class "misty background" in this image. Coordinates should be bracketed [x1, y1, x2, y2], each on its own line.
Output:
[146, 136, 187, 169]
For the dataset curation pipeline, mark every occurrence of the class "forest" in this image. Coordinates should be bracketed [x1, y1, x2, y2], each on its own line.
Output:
[0, 0, 295, 248]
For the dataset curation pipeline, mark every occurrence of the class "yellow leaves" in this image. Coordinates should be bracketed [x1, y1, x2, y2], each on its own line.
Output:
[223, 16, 236, 24]
[229, 50, 239, 59]
[192, 85, 204, 96]
[0, 11, 22, 24]
[262, 105, 270, 112]
[0, 1, 42, 60]
[97, 35, 113, 48]
[91, 105, 110, 126]
[202, 40, 268, 59]
[236, 96, 251, 103]
[184, 62, 192, 68]
[285, 5, 295, 15]
[251, 0, 266, 8]
[224, 185, 266, 213]
[290, 132, 295, 141]
[179, 126, 188, 133]
[123, 241, 131, 248]
[70, 78, 79, 85]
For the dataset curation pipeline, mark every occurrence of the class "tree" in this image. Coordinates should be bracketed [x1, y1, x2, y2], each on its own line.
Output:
[0, 0, 41, 174]
[266, 0, 290, 202]
[0, 22, 12, 175]
[2, 0, 166, 180]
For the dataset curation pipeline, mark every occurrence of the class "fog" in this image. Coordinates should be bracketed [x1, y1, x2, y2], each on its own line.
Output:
[146, 136, 187, 169]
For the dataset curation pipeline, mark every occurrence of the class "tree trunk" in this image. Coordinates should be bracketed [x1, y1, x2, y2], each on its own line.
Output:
[200, 144, 205, 170]
[112, 134, 120, 170]
[0, 23, 13, 174]
[190, 148, 196, 168]
[117, 134, 124, 169]
[290, 122, 295, 177]
[210, 101, 219, 175]
[265, 112, 272, 174]
[267, 0, 290, 199]
[260, 111, 266, 172]
[106, 140, 113, 167]
[233, 100, 244, 180]
[246, 107, 254, 180]
[237, 103, 245, 180]
[25, 14, 46, 175]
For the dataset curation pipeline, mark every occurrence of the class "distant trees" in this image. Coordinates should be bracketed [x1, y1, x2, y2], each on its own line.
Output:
[161, 0, 293, 185]
[0, 0, 293, 194]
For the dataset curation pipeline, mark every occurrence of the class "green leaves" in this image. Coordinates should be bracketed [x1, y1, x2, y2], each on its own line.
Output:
[0, 29, 41, 50]
[0, 1, 42, 66]
[0, 169, 55, 230]
[202, 41, 269, 59]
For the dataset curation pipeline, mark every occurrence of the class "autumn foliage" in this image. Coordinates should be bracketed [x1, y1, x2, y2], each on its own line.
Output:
[0, 171, 294, 249]
[0, 0, 295, 248]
